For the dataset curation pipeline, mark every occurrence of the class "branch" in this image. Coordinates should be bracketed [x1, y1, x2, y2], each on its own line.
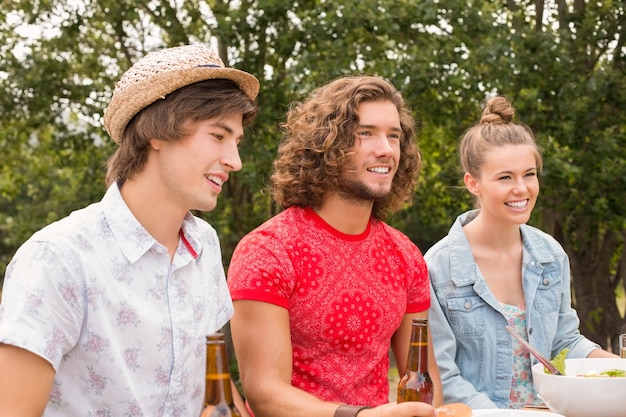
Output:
[535, 0, 545, 32]
[616, 231, 626, 289]
[505, 0, 523, 32]
[137, 0, 190, 45]
[612, 8, 626, 65]
[555, 0, 568, 30]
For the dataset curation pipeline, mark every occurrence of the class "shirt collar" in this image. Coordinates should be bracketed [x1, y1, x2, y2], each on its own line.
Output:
[102, 182, 155, 264]
[101, 182, 203, 264]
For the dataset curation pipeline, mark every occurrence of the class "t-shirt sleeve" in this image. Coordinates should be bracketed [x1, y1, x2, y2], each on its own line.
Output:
[227, 230, 295, 309]
[0, 240, 84, 370]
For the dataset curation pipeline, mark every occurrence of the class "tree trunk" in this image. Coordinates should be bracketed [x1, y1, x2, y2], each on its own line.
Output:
[545, 209, 626, 353]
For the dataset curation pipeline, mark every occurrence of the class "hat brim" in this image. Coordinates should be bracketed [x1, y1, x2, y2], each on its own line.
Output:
[104, 66, 259, 144]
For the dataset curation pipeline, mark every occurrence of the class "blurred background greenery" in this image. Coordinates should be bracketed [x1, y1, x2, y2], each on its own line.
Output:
[0, 0, 624, 352]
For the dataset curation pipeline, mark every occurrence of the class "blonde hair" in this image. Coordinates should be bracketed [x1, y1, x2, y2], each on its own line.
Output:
[459, 96, 542, 178]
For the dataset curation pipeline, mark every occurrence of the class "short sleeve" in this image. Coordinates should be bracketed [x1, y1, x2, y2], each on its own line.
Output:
[0, 240, 85, 369]
[227, 231, 296, 308]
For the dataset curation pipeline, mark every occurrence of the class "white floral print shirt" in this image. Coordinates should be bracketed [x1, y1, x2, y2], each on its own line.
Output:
[0, 182, 233, 416]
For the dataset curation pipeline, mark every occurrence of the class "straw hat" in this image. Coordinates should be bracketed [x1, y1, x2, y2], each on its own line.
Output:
[103, 44, 260, 144]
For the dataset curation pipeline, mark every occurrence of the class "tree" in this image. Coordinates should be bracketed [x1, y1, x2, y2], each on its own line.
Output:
[1, 0, 624, 351]
[493, 0, 626, 350]
[385, 0, 626, 351]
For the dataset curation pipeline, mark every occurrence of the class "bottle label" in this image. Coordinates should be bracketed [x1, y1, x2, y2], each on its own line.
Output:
[206, 372, 230, 380]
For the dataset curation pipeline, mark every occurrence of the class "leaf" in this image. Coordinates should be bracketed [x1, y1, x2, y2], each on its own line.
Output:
[548, 348, 570, 375]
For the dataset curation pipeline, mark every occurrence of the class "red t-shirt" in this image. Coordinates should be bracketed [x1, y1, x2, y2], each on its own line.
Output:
[228, 206, 429, 406]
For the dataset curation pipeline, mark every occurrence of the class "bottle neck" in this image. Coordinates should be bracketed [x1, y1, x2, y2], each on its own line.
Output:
[205, 336, 235, 407]
[406, 324, 428, 372]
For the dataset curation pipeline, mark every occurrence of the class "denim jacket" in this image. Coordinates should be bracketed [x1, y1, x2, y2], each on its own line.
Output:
[426, 210, 600, 409]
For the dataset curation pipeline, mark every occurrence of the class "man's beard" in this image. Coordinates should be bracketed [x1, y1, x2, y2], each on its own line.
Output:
[337, 176, 390, 204]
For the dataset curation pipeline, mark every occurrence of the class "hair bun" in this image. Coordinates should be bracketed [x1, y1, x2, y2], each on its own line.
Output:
[480, 96, 514, 125]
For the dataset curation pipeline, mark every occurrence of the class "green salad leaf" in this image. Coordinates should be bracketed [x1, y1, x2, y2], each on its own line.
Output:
[582, 369, 626, 378]
[602, 369, 626, 377]
[547, 348, 570, 375]
[546, 348, 626, 377]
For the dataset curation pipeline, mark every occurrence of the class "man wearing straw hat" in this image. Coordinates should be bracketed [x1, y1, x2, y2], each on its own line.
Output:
[0, 44, 258, 417]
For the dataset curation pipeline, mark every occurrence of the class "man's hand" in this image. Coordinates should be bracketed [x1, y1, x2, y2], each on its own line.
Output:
[358, 401, 437, 417]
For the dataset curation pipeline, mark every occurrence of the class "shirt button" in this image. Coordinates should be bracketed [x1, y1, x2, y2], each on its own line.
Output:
[543, 278, 550, 286]
[464, 300, 472, 310]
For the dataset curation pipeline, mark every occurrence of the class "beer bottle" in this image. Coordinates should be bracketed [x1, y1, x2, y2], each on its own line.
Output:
[200, 333, 242, 417]
[397, 318, 434, 404]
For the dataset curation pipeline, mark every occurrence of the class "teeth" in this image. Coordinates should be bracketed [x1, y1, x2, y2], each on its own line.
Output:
[368, 167, 390, 174]
[506, 200, 527, 208]
[206, 175, 223, 186]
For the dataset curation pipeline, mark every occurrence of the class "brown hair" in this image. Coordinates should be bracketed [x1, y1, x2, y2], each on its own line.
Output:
[105, 79, 257, 187]
[459, 96, 542, 179]
[270, 75, 421, 220]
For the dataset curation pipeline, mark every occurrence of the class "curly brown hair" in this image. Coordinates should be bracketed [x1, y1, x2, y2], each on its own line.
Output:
[270, 75, 421, 220]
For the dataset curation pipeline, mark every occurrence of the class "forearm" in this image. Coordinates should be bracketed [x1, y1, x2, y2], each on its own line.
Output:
[587, 348, 619, 358]
[244, 379, 339, 417]
[245, 382, 437, 417]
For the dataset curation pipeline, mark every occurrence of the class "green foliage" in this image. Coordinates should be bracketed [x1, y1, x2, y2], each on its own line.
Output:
[584, 308, 606, 334]
[1, 0, 625, 348]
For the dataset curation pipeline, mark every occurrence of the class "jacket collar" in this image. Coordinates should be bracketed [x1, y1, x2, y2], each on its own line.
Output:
[448, 209, 556, 287]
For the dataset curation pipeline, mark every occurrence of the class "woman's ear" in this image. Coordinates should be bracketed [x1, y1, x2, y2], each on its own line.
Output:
[464, 172, 480, 197]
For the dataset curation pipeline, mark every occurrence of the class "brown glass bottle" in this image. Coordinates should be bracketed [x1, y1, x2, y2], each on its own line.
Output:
[200, 333, 242, 417]
[397, 318, 434, 404]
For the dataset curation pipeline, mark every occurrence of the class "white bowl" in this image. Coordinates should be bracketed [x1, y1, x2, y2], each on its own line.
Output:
[532, 358, 626, 417]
